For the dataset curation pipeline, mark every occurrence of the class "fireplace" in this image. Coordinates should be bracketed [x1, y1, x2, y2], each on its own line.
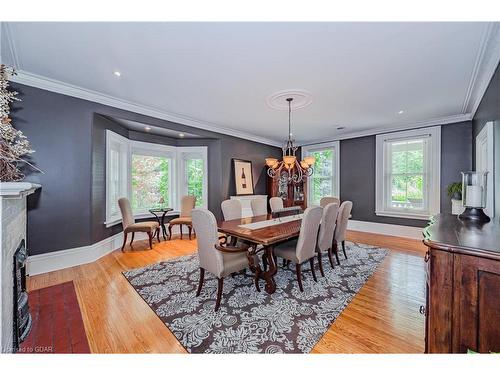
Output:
[13, 239, 32, 351]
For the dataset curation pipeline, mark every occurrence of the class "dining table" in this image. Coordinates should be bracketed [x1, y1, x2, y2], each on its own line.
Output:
[217, 213, 303, 294]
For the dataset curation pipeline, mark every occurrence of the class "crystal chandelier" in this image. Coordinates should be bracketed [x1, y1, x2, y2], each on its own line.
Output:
[265, 97, 315, 184]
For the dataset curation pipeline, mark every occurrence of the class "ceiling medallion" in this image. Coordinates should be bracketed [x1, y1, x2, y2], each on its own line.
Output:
[265, 97, 315, 185]
[266, 89, 313, 111]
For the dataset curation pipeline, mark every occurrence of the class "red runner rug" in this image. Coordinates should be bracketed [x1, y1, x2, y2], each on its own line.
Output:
[19, 281, 91, 353]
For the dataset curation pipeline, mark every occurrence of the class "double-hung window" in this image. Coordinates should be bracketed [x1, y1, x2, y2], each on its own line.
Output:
[375, 127, 441, 220]
[301, 141, 340, 206]
[178, 148, 208, 209]
[105, 131, 129, 225]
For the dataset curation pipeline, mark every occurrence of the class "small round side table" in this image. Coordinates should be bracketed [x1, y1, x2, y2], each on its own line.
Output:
[149, 208, 173, 240]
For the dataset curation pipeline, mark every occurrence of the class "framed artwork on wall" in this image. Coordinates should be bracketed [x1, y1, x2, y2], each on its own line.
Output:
[233, 159, 254, 195]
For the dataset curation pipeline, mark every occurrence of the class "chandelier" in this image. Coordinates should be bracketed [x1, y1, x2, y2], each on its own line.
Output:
[265, 97, 315, 184]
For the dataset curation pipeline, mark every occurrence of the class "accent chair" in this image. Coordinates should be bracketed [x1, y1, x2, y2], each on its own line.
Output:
[118, 197, 160, 251]
[250, 198, 267, 216]
[192, 208, 252, 311]
[332, 201, 353, 264]
[168, 195, 196, 239]
[274, 206, 323, 292]
[319, 196, 340, 208]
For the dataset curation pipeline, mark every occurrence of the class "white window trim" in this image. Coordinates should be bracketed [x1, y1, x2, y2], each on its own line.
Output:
[375, 126, 441, 220]
[105, 130, 208, 227]
[301, 141, 340, 207]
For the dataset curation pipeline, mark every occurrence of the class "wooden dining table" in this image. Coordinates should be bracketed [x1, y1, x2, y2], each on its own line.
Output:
[217, 213, 303, 294]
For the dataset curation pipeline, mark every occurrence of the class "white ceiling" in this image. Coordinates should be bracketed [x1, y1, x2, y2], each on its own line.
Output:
[2, 22, 500, 146]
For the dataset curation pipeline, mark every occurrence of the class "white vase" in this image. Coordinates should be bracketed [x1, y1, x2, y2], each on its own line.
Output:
[451, 198, 465, 215]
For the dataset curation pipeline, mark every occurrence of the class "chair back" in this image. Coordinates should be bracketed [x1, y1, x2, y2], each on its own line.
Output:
[317, 203, 339, 252]
[118, 197, 135, 229]
[192, 209, 224, 277]
[295, 206, 323, 263]
[221, 199, 242, 221]
[320, 196, 340, 208]
[250, 198, 267, 216]
[269, 197, 284, 212]
[334, 201, 353, 242]
[180, 195, 196, 217]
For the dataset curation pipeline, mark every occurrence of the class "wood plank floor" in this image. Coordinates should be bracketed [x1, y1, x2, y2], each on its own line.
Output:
[27, 230, 427, 353]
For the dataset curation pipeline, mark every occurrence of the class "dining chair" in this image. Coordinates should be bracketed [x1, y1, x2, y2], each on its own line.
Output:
[320, 196, 340, 208]
[331, 200, 353, 265]
[168, 195, 196, 239]
[269, 196, 284, 212]
[118, 197, 160, 251]
[250, 198, 268, 216]
[192, 209, 252, 311]
[221, 199, 242, 220]
[316, 202, 339, 277]
[274, 206, 323, 292]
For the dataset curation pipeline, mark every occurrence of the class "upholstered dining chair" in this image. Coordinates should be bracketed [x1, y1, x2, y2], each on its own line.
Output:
[331, 201, 353, 265]
[221, 199, 242, 221]
[316, 202, 339, 277]
[118, 197, 160, 251]
[250, 198, 268, 216]
[269, 197, 284, 212]
[319, 196, 340, 208]
[192, 209, 251, 311]
[168, 195, 196, 240]
[274, 206, 323, 292]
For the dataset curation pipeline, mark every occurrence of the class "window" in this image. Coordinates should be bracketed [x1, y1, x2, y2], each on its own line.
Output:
[301, 141, 340, 206]
[105, 130, 208, 226]
[105, 131, 129, 225]
[376, 127, 441, 220]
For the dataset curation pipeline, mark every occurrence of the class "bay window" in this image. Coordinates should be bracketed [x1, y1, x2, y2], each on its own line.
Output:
[105, 130, 208, 226]
[301, 141, 340, 206]
[375, 127, 441, 220]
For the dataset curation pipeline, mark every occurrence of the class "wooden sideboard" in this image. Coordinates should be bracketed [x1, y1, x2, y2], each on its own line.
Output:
[423, 214, 500, 353]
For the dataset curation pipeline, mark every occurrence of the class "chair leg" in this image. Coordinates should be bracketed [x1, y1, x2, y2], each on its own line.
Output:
[168, 224, 173, 240]
[156, 228, 160, 242]
[129, 232, 135, 246]
[327, 247, 335, 268]
[333, 241, 341, 265]
[317, 251, 325, 277]
[309, 258, 317, 282]
[148, 231, 153, 249]
[295, 263, 304, 292]
[180, 225, 183, 239]
[121, 232, 128, 252]
[188, 225, 192, 240]
[196, 268, 205, 297]
[215, 277, 224, 311]
[342, 240, 347, 259]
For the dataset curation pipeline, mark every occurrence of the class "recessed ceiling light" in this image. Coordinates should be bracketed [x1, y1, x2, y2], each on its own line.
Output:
[144, 126, 151, 132]
[178, 133, 185, 138]
[336, 126, 346, 130]
[398, 110, 404, 114]
[113, 71, 121, 77]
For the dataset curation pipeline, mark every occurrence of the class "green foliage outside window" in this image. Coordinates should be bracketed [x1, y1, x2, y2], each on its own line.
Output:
[390, 141, 424, 208]
[310, 149, 334, 204]
[131, 155, 170, 211]
[186, 158, 204, 207]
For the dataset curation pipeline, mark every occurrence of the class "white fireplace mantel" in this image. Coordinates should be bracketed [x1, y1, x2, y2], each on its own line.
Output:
[0, 182, 41, 198]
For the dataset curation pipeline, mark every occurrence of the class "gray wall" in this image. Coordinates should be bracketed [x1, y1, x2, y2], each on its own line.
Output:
[472, 61, 500, 218]
[12, 83, 281, 255]
[339, 121, 472, 228]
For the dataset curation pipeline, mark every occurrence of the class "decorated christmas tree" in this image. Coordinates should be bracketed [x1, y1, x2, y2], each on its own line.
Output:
[0, 64, 36, 181]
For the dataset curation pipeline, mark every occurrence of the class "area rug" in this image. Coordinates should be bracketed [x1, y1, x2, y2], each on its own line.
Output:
[19, 281, 91, 354]
[123, 241, 388, 353]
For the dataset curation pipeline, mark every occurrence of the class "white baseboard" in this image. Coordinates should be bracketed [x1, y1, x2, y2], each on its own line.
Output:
[347, 220, 424, 240]
[26, 227, 181, 276]
[26, 220, 423, 276]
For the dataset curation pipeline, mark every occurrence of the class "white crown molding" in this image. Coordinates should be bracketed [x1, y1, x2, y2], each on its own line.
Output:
[463, 22, 500, 116]
[9, 70, 283, 148]
[299, 113, 472, 146]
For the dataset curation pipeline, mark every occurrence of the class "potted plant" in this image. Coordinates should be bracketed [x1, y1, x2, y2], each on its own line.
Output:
[447, 182, 465, 215]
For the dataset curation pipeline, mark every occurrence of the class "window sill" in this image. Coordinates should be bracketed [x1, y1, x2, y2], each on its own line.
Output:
[375, 210, 433, 221]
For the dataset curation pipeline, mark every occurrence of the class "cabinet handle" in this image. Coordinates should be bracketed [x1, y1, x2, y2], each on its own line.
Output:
[419, 305, 426, 315]
[424, 250, 430, 263]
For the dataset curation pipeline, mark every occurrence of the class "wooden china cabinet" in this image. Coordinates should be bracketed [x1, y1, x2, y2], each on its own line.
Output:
[267, 167, 307, 210]
[423, 214, 500, 353]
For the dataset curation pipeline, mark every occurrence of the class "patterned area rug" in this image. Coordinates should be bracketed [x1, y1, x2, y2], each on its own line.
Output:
[123, 241, 388, 353]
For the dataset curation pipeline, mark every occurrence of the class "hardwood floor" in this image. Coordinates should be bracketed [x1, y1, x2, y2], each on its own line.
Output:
[27, 230, 427, 353]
